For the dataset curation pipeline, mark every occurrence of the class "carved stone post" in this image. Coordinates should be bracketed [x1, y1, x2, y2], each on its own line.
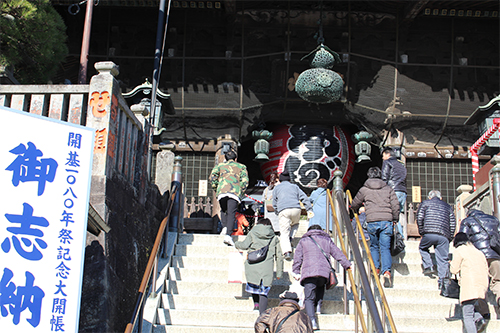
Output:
[155, 143, 175, 196]
[86, 61, 121, 223]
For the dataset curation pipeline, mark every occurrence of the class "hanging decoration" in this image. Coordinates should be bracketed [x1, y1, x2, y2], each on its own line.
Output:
[259, 124, 355, 190]
[295, 2, 344, 104]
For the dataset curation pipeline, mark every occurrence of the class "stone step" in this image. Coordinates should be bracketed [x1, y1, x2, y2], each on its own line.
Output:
[153, 326, 352, 333]
[156, 307, 500, 332]
[161, 293, 499, 319]
[165, 280, 346, 298]
[161, 294, 346, 313]
[157, 309, 362, 331]
[153, 325, 354, 333]
[177, 233, 424, 252]
[153, 321, 353, 333]
[174, 242, 431, 261]
[170, 254, 442, 278]
[167, 266, 442, 289]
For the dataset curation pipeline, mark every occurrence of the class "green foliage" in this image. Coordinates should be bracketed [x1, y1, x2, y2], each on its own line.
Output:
[0, 0, 68, 83]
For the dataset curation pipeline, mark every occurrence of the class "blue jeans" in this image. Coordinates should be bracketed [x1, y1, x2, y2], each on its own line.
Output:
[367, 221, 393, 274]
[395, 191, 407, 213]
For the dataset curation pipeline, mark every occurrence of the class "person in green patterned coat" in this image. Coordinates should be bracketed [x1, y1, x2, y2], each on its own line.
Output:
[210, 150, 249, 246]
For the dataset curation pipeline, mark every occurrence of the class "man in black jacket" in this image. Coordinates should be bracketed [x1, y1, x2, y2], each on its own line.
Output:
[417, 190, 456, 288]
[381, 147, 407, 213]
[459, 209, 500, 308]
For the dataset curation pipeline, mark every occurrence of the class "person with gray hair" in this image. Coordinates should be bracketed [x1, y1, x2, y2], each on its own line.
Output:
[416, 189, 456, 289]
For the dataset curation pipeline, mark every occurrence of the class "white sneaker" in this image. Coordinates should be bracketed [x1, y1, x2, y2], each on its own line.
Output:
[220, 227, 227, 235]
[223, 235, 235, 246]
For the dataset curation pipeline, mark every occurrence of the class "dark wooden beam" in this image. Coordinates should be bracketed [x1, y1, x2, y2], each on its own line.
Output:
[403, 0, 429, 21]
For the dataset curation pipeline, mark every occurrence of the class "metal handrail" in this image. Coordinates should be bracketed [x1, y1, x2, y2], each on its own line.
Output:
[345, 190, 398, 333]
[327, 188, 398, 333]
[325, 190, 368, 333]
[124, 183, 181, 333]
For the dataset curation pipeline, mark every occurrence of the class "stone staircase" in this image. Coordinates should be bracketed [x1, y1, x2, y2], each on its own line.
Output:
[152, 220, 500, 332]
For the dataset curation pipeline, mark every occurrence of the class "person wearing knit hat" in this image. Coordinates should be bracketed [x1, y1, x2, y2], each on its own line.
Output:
[450, 232, 489, 333]
[272, 170, 313, 260]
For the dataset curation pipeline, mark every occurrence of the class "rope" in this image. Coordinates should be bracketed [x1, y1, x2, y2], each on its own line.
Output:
[245, 194, 263, 204]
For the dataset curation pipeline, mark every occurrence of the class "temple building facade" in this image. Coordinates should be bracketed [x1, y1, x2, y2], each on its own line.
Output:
[50, 0, 499, 204]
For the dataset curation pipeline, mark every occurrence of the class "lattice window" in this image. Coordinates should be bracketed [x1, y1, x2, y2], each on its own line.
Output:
[178, 152, 215, 198]
[406, 159, 484, 204]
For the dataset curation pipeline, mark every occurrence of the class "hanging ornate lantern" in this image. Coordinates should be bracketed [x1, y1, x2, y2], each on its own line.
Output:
[252, 129, 273, 162]
[295, 44, 344, 104]
[352, 130, 374, 164]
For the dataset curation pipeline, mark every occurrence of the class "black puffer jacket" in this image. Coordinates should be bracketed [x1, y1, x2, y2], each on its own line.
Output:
[351, 178, 400, 223]
[459, 209, 500, 260]
[381, 157, 407, 193]
[416, 197, 456, 240]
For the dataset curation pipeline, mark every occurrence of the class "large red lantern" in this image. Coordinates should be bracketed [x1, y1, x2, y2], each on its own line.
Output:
[260, 124, 354, 189]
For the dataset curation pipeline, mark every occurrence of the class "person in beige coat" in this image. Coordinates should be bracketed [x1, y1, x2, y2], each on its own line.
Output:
[254, 291, 313, 333]
[450, 232, 489, 333]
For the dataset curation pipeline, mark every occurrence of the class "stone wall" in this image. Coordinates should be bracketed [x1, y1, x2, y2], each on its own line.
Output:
[79, 174, 166, 332]
[76, 61, 174, 332]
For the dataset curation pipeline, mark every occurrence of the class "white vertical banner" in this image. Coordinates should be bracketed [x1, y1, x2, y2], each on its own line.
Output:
[198, 179, 208, 197]
[0, 106, 94, 332]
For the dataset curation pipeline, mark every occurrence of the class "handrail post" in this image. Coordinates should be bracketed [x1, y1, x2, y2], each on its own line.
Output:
[333, 170, 349, 315]
[169, 156, 183, 232]
[150, 255, 158, 298]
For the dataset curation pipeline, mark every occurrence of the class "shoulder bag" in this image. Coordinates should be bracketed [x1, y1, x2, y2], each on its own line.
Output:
[264, 188, 274, 212]
[473, 216, 500, 255]
[391, 224, 405, 256]
[247, 237, 274, 264]
[308, 236, 338, 289]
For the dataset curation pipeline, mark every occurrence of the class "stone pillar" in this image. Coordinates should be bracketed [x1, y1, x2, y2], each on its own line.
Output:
[455, 184, 473, 231]
[170, 156, 183, 232]
[212, 135, 238, 218]
[155, 144, 176, 196]
[490, 155, 500, 221]
[86, 61, 121, 220]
